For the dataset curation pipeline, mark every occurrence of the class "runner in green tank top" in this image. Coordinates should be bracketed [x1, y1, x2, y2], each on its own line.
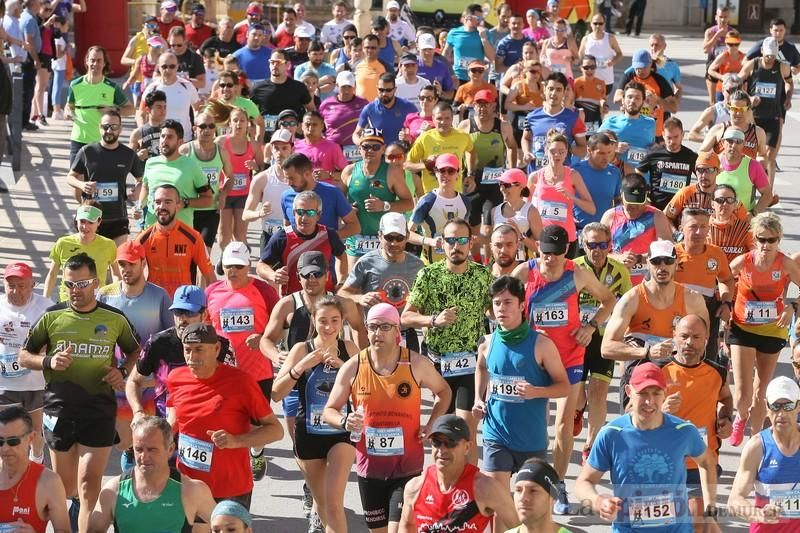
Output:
[90, 416, 216, 533]
[342, 130, 414, 268]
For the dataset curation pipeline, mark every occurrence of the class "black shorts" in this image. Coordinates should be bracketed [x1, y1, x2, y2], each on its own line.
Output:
[0, 389, 44, 411]
[97, 218, 130, 241]
[427, 348, 476, 412]
[193, 209, 220, 248]
[755, 116, 781, 148]
[224, 195, 247, 210]
[293, 422, 353, 460]
[39, 54, 53, 72]
[685, 468, 703, 498]
[467, 184, 503, 227]
[581, 332, 614, 383]
[727, 323, 787, 354]
[357, 474, 415, 530]
[44, 413, 117, 451]
[605, 83, 614, 96]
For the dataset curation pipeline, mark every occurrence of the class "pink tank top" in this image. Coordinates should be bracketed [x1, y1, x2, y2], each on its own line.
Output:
[141, 55, 157, 82]
[531, 166, 577, 241]
[545, 42, 573, 79]
[224, 136, 255, 197]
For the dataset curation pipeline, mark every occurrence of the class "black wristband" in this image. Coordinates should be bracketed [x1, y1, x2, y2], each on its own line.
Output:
[42, 356, 53, 370]
[288, 367, 300, 380]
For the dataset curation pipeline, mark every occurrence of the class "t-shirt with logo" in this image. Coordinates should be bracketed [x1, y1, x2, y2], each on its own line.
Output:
[636, 145, 698, 210]
[67, 76, 128, 144]
[142, 155, 210, 227]
[598, 114, 656, 170]
[49, 234, 117, 302]
[71, 143, 145, 222]
[357, 97, 419, 146]
[343, 250, 424, 312]
[0, 293, 52, 392]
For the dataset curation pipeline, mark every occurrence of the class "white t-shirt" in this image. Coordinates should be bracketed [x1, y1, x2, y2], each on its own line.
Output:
[395, 75, 430, 110]
[389, 19, 416, 44]
[142, 79, 199, 142]
[53, 36, 68, 71]
[0, 293, 53, 391]
[320, 19, 353, 47]
[2, 15, 25, 60]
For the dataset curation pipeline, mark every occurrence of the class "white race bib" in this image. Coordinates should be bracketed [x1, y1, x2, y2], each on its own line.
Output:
[263, 218, 283, 234]
[489, 374, 524, 403]
[743, 301, 778, 325]
[365, 426, 404, 456]
[540, 201, 568, 223]
[220, 307, 255, 333]
[531, 302, 569, 327]
[0, 524, 17, 533]
[457, 56, 478, 70]
[343, 145, 360, 162]
[627, 495, 677, 527]
[659, 172, 687, 195]
[307, 403, 346, 435]
[0, 353, 28, 378]
[517, 114, 528, 130]
[440, 351, 477, 377]
[178, 433, 213, 472]
[550, 63, 567, 74]
[264, 114, 279, 132]
[772, 489, 800, 518]
[579, 305, 599, 327]
[43, 413, 57, 432]
[232, 173, 248, 191]
[94, 182, 119, 202]
[631, 263, 647, 280]
[352, 234, 381, 252]
[481, 167, 504, 185]
[627, 147, 648, 164]
[755, 82, 777, 99]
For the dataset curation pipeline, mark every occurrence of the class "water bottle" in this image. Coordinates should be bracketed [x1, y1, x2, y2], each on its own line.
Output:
[350, 405, 364, 443]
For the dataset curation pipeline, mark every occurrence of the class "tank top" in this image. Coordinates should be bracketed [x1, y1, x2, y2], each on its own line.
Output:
[468, 117, 505, 185]
[378, 39, 395, 69]
[287, 292, 315, 350]
[750, 58, 785, 120]
[260, 165, 290, 236]
[714, 122, 759, 159]
[717, 155, 757, 211]
[733, 251, 789, 339]
[583, 31, 615, 84]
[483, 328, 550, 452]
[223, 136, 255, 197]
[525, 259, 584, 368]
[138, 124, 162, 159]
[346, 161, 395, 253]
[413, 464, 492, 533]
[706, 25, 727, 60]
[711, 101, 731, 125]
[709, 217, 752, 263]
[281, 226, 335, 295]
[188, 142, 223, 210]
[715, 50, 744, 92]
[0, 462, 47, 533]
[296, 339, 350, 435]
[574, 256, 632, 335]
[628, 282, 687, 345]
[531, 167, 577, 241]
[114, 471, 188, 533]
[609, 205, 658, 285]
[752, 428, 800, 532]
[544, 41, 573, 79]
[351, 348, 423, 479]
[511, 80, 543, 134]
[140, 54, 158, 84]
[634, 73, 667, 136]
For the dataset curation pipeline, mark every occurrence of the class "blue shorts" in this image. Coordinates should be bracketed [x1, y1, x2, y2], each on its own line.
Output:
[566, 364, 584, 385]
[282, 389, 299, 417]
[482, 440, 547, 473]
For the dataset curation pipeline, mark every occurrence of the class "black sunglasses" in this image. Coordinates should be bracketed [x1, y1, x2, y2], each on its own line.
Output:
[0, 434, 28, 447]
[378, 87, 396, 93]
[756, 236, 779, 244]
[218, 82, 235, 89]
[173, 309, 200, 317]
[300, 271, 326, 279]
[585, 241, 609, 250]
[382, 233, 405, 242]
[197, 123, 215, 130]
[430, 438, 459, 449]
[649, 257, 676, 266]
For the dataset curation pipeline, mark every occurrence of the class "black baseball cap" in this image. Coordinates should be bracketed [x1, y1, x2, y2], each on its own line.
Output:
[297, 251, 328, 276]
[372, 15, 389, 29]
[622, 183, 647, 205]
[538, 225, 569, 255]
[429, 414, 470, 441]
[182, 323, 218, 344]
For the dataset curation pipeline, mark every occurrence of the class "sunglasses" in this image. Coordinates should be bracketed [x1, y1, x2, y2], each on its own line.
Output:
[756, 236, 779, 244]
[444, 236, 470, 246]
[197, 123, 215, 130]
[300, 271, 326, 279]
[383, 233, 405, 242]
[294, 208, 320, 217]
[367, 322, 395, 332]
[223, 264, 247, 270]
[724, 138, 744, 145]
[100, 124, 121, 131]
[173, 309, 200, 317]
[712, 196, 737, 205]
[649, 257, 676, 266]
[582, 65, 596, 70]
[160, 64, 177, 69]
[169, 42, 185, 48]
[361, 143, 383, 152]
[696, 167, 717, 175]
[430, 438, 459, 449]
[386, 154, 403, 162]
[279, 120, 297, 127]
[728, 105, 749, 113]
[768, 400, 798, 412]
[470, 68, 485, 73]
[527, 69, 542, 74]
[437, 167, 458, 175]
[500, 182, 519, 189]
[0, 434, 28, 447]
[591, 21, 605, 26]
[218, 82, 235, 89]
[64, 279, 95, 290]
[378, 87, 396, 93]
[585, 241, 610, 250]
[269, 59, 286, 65]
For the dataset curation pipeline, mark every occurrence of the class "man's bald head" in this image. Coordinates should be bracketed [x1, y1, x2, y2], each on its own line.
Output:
[673, 314, 708, 362]
[676, 314, 708, 334]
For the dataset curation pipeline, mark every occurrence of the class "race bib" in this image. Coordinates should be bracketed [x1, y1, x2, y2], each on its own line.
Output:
[531, 302, 568, 327]
[540, 201, 568, 223]
[489, 373, 524, 403]
[772, 489, 800, 518]
[579, 305, 598, 327]
[440, 351, 477, 377]
[365, 426, 404, 456]
[343, 145, 360, 162]
[755, 82, 777, 99]
[517, 114, 528, 130]
[178, 433, 213, 472]
[264, 114, 279, 132]
[352, 234, 381, 252]
[550, 63, 567, 74]
[627, 147, 648, 164]
[202, 166, 220, 189]
[532, 135, 546, 153]
[628, 495, 676, 527]
[94, 182, 119, 202]
[0, 353, 29, 378]
[697, 426, 707, 446]
[744, 301, 778, 325]
[481, 167, 504, 185]
[0, 524, 17, 533]
[457, 56, 478, 70]
[232, 173, 248, 191]
[659, 172, 687, 195]
[263, 218, 283, 235]
[220, 307, 255, 333]
[43, 413, 57, 432]
[631, 263, 647, 280]
[585, 121, 600, 136]
[307, 403, 346, 435]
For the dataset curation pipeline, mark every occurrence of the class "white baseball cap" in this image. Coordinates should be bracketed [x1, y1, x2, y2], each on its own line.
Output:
[387, 0, 401, 10]
[161, 0, 178, 10]
[762, 37, 780, 57]
[336, 71, 356, 87]
[766, 376, 800, 404]
[294, 26, 313, 39]
[221, 241, 251, 267]
[379, 212, 407, 236]
[418, 33, 436, 50]
[648, 240, 675, 260]
[269, 128, 293, 145]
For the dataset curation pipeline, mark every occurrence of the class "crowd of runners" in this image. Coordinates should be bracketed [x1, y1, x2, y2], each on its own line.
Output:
[1, 0, 800, 532]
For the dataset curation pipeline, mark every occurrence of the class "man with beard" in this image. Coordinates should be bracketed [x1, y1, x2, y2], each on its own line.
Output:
[507, 459, 572, 533]
[231, 24, 272, 84]
[599, 81, 656, 175]
[573, 133, 622, 233]
[67, 110, 145, 245]
[20, 253, 141, 533]
[294, 40, 336, 100]
[138, 120, 212, 228]
[354, 72, 417, 145]
[489, 224, 521, 277]
[199, 15, 241, 58]
[635, 117, 698, 210]
[251, 49, 314, 141]
[614, 49, 677, 140]
[136, 184, 215, 297]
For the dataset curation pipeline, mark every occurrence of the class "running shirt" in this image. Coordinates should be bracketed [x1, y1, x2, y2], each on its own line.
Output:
[468, 117, 505, 186]
[752, 428, 800, 532]
[0, 293, 52, 392]
[23, 302, 140, 420]
[142, 155, 210, 227]
[525, 259, 584, 368]
[446, 26, 487, 80]
[714, 50, 745, 92]
[523, 107, 586, 171]
[483, 328, 550, 452]
[636, 145, 698, 210]
[67, 76, 128, 144]
[627, 282, 687, 347]
[407, 128, 474, 193]
[344, 250, 424, 312]
[609, 205, 659, 285]
[140, 80, 200, 142]
[574, 256, 632, 335]
[346, 161, 396, 257]
[114, 471, 188, 533]
[407, 261, 492, 356]
[351, 348, 422, 479]
[574, 75, 606, 135]
[530, 167, 577, 241]
[295, 137, 348, 176]
[717, 155, 769, 212]
[598, 114, 656, 169]
[97, 282, 172, 344]
[137, 123, 162, 159]
[674, 243, 732, 298]
[588, 413, 706, 533]
[411, 191, 471, 263]
[582, 31, 615, 84]
[223, 136, 255, 198]
[749, 58, 785, 120]
[167, 364, 271, 498]
[733, 251, 790, 339]
[491, 201, 536, 260]
[296, 339, 350, 436]
[257, 165, 291, 237]
[260, 225, 344, 295]
[708, 217, 753, 264]
[616, 71, 675, 136]
[666, 184, 749, 224]
[0, 462, 47, 533]
[413, 463, 492, 532]
[713, 122, 761, 160]
[49, 234, 117, 302]
[543, 41, 573, 79]
[572, 160, 621, 229]
[187, 143, 224, 211]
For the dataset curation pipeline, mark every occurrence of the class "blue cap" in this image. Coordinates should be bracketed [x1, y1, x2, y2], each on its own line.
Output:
[631, 49, 652, 69]
[211, 500, 252, 528]
[169, 285, 206, 313]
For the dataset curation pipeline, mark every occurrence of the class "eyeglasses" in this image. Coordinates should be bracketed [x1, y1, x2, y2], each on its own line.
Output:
[444, 236, 470, 246]
[712, 196, 737, 205]
[173, 309, 201, 317]
[378, 87, 396, 93]
[386, 154, 403, 162]
[582, 65, 597, 70]
[294, 208, 320, 217]
[367, 322, 395, 332]
[727, 43, 740, 47]
[218, 82, 235, 89]
[500, 182, 519, 189]
[418, 95, 436, 101]
[696, 167, 717, 175]
[470, 68, 485, 73]
[437, 167, 458, 175]
[585, 241, 610, 250]
[727, 105, 749, 113]
[0, 434, 29, 447]
[430, 438, 459, 449]
[197, 123, 216, 130]
[360, 143, 383, 152]
[279, 120, 297, 127]
[269, 59, 286, 65]
[160, 64, 177, 69]
[555, 28, 567, 33]
[649, 257, 676, 266]
[755, 236, 779, 244]
[223, 264, 247, 270]
[300, 271, 326, 279]
[382, 233, 405, 242]
[100, 124, 121, 131]
[64, 279, 95, 290]
[768, 400, 798, 411]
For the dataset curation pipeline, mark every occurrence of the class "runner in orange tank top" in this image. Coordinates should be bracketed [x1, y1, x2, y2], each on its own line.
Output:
[0, 407, 70, 533]
[699, 91, 767, 161]
[726, 213, 800, 448]
[708, 183, 754, 263]
[323, 303, 451, 533]
[602, 240, 708, 411]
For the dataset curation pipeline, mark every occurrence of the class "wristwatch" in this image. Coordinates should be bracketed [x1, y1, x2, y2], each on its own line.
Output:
[383, 200, 391, 212]
[182, 198, 190, 209]
[117, 366, 129, 379]
[588, 318, 600, 329]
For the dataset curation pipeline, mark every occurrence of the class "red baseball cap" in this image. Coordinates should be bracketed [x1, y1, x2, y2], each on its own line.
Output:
[629, 362, 667, 392]
[3, 262, 33, 279]
[435, 153, 460, 170]
[116, 241, 146, 263]
[498, 168, 527, 186]
[246, 2, 263, 15]
[474, 89, 496, 103]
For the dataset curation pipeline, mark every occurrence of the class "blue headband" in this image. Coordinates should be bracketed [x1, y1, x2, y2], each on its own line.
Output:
[211, 501, 252, 528]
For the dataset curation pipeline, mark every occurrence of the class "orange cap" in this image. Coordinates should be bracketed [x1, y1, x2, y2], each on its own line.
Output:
[696, 151, 720, 168]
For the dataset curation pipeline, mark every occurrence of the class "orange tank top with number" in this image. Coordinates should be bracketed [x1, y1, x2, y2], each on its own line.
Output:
[351, 348, 423, 480]
[733, 251, 789, 339]
[627, 282, 687, 345]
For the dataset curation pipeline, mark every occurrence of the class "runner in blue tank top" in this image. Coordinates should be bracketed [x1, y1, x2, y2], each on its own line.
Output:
[474, 275, 569, 492]
[728, 376, 800, 532]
